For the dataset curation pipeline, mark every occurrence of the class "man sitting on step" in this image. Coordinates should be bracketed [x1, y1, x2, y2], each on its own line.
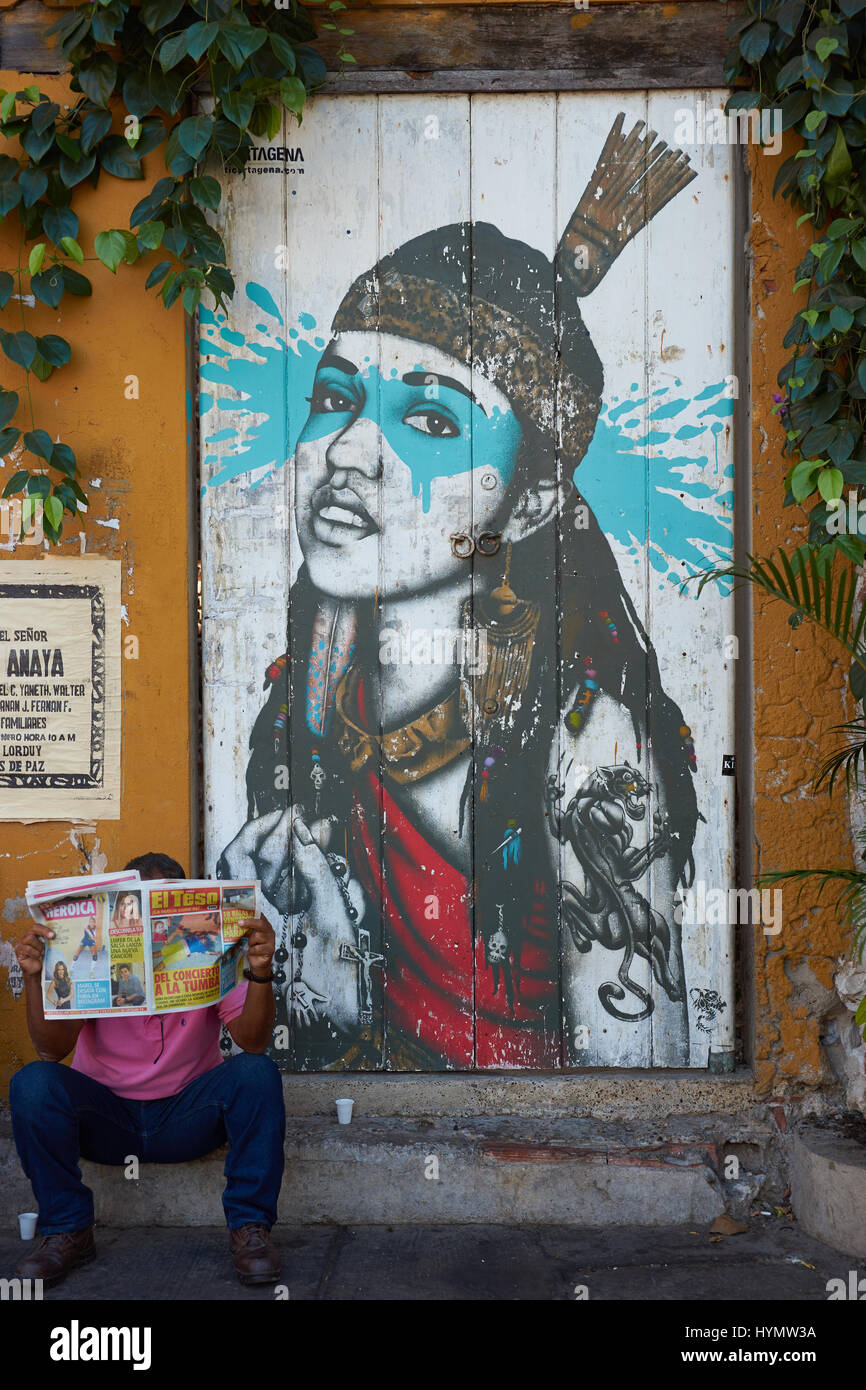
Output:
[10, 851, 285, 1289]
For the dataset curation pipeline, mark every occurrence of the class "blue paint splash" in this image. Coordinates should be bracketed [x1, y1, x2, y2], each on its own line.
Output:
[199, 283, 734, 590]
[198, 292, 321, 489]
[581, 383, 734, 590]
[246, 283, 283, 323]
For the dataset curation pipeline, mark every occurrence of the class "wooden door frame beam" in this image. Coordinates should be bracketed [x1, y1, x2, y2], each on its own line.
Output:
[2, 1, 742, 90]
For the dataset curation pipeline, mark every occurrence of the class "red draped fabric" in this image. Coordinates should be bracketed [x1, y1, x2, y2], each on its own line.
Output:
[348, 768, 560, 1069]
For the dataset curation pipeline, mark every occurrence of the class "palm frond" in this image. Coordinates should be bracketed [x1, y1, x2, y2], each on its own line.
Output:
[814, 722, 866, 794]
[686, 549, 866, 674]
[759, 867, 866, 959]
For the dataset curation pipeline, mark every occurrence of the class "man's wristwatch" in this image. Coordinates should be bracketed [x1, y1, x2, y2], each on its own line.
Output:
[243, 966, 275, 984]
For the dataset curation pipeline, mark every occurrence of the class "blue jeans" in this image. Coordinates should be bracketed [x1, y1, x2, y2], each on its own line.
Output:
[9, 1053, 286, 1234]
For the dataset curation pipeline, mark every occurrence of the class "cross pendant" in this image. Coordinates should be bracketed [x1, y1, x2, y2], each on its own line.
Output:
[339, 927, 384, 1024]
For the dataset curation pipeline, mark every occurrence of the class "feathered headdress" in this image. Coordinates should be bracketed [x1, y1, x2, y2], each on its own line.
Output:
[558, 112, 697, 298]
[332, 113, 697, 466]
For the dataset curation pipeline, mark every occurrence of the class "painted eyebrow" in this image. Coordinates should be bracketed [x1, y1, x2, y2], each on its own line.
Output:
[316, 354, 360, 377]
[315, 359, 485, 414]
[400, 370, 483, 411]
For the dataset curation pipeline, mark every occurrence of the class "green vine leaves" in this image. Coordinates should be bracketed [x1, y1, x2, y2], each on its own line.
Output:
[0, 0, 341, 542]
[726, 0, 866, 571]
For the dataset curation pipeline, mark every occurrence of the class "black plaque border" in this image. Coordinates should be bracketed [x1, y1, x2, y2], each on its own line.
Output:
[0, 582, 106, 790]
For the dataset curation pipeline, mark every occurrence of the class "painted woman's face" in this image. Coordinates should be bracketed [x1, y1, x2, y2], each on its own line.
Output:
[294, 331, 523, 600]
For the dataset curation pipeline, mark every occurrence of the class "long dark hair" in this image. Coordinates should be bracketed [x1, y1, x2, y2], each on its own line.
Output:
[465, 465, 700, 993]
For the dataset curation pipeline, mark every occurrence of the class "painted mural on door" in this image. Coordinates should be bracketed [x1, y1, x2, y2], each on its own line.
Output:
[201, 93, 737, 1071]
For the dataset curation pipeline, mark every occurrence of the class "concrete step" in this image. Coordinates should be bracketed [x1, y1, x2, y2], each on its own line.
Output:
[195, 1069, 763, 1119]
[0, 1110, 766, 1228]
[790, 1119, 866, 1260]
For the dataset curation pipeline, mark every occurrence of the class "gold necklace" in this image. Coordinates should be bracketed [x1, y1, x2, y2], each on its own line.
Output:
[334, 664, 470, 784]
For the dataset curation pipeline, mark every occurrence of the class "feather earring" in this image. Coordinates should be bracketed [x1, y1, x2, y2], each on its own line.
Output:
[306, 601, 357, 739]
[306, 600, 357, 815]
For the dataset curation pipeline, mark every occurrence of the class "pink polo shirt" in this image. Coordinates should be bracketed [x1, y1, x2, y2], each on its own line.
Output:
[71, 981, 249, 1101]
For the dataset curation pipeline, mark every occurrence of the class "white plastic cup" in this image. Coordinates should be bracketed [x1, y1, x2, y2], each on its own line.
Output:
[18, 1212, 37, 1240]
[335, 1098, 354, 1125]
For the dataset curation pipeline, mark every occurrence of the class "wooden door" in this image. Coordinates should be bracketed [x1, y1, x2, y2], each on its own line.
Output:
[201, 92, 737, 1070]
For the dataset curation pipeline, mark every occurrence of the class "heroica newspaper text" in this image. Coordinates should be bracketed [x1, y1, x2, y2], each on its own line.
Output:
[26, 872, 261, 1019]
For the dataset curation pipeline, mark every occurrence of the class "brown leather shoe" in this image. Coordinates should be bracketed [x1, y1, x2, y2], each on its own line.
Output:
[229, 1223, 281, 1285]
[16, 1228, 96, 1287]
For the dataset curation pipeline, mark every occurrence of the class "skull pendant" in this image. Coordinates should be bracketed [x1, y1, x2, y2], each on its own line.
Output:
[486, 927, 508, 963]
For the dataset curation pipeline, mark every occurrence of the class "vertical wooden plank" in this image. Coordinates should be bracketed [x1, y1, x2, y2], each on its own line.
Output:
[198, 133, 293, 1071]
[282, 96, 384, 1070]
[645, 89, 737, 1066]
[468, 93, 563, 1070]
[200, 131, 290, 930]
[374, 94, 474, 1070]
[200, 119, 294, 1065]
[554, 93, 654, 1068]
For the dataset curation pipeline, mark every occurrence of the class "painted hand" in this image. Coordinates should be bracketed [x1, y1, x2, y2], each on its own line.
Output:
[218, 805, 311, 917]
[289, 815, 364, 948]
[222, 809, 364, 1030]
[291, 979, 330, 1026]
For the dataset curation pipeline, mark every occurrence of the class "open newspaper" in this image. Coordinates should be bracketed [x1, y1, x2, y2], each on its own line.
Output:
[26, 872, 261, 1019]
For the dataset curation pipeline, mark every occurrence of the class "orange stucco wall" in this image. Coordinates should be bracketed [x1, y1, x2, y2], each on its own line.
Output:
[0, 72, 191, 1094]
[0, 9, 855, 1101]
[748, 137, 854, 1099]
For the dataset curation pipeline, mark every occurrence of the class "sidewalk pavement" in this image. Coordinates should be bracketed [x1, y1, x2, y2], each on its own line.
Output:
[1, 1217, 863, 1300]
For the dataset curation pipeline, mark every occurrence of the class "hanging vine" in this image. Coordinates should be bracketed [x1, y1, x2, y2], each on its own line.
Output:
[725, 0, 866, 577]
[0, 0, 348, 541]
